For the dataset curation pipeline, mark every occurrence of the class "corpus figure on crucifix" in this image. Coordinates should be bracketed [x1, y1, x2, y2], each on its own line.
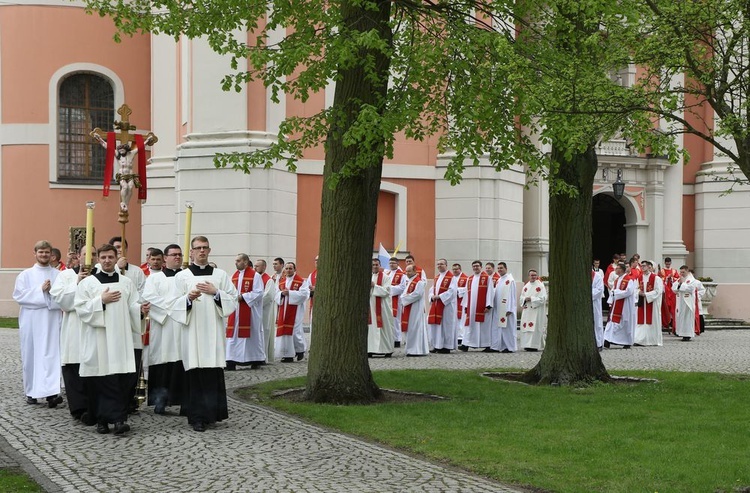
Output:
[90, 104, 157, 214]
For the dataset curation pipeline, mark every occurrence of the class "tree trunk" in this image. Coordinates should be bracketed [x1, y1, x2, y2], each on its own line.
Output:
[524, 144, 610, 385]
[304, 0, 392, 404]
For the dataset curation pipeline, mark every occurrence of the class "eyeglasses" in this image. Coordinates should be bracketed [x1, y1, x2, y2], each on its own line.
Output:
[192, 246, 210, 251]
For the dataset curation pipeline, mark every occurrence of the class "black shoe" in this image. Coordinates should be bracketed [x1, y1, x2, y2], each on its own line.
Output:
[154, 405, 166, 415]
[682, 337, 692, 342]
[80, 412, 96, 426]
[524, 348, 538, 352]
[192, 422, 206, 432]
[225, 365, 236, 371]
[622, 345, 631, 349]
[482, 348, 499, 353]
[384, 353, 392, 358]
[438, 348, 451, 354]
[96, 423, 110, 434]
[26, 397, 38, 405]
[394, 341, 401, 348]
[281, 357, 294, 363]
[296, 352, 304, 361]
[500, 349, 512, 353]
[367, 353, 373, 358]
[603, 340, 611, 348]
[429, 349, 437, 353]
[250, 363, 262, 370]
[458, 345, 468, 352]
[114, 422, 130, 435]
[46, 395, 63, 408]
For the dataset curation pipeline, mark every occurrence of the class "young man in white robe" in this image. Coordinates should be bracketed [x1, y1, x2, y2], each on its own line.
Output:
[225, 253, 265, 370]
[451, 263, 469, 345]
[591, 263, 605, 350]
[400, 265, 430, 356]
[388, 257, 406, 348]
[368, 259, 395, 357]
[75, 244, 144, 435]
[604, 264, 637, 349]
[254, 259, 276, 363]
[672, 265, 699, 342]
[460, 261, 494, 351]
[275, 262, 310, 363]
[520, 269, 547, 351]
[492, 262, 518, 353]
[108, 236, 146, 413]
[50, 245, 95, 420]
[141, 244, 185, 415]
[634, 260, 664, 346]
[172, 236, 238, 432]
[427, 258, 457, 353]
[13, 240, 64, 407]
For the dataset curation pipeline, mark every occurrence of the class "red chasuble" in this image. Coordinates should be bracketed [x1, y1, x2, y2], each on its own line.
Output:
[368, 271, 385, 328]
[465, 272, 489, 326]
[428, 272, 454, 325]
[390, 270, 404, 317]
[610, 276, 630, 324]
[276, 274, 305, 337]
[637, 273, 656, 324]
[226, 268, 256, 338]
[400, 275, 421, 332]
[456, 273, 468, 320]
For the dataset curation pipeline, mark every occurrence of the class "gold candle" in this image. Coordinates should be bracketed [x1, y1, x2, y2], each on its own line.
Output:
[183, 201, 193, 268]
[85, 201, 95, 267]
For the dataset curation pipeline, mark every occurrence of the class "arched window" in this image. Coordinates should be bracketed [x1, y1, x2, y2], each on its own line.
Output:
[57, 73, 114, 182]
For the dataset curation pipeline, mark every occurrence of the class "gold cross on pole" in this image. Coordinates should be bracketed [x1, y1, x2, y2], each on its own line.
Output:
[89, 103, 158, 147]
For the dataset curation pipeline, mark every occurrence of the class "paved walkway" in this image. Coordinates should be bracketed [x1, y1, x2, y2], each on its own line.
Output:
[1, 328, 749, 493]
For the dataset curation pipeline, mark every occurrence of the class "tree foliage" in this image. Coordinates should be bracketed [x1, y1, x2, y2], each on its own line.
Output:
[633, 0, 750, 185]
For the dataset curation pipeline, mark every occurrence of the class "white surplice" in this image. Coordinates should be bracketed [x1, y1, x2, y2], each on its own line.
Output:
[461, 274, 494, 348]
[75, 273, 141, 377]
[274, 277, 310, 359]
[368, 271, 395, 354]
[142, 271, 183, 366]
[427, 272, 457, 350]
[261, 274, 276, 363]
[13, 264, 63, 398]
[226, 270, 266, 363]
[604, 275, 636, 346]
[400, 277, 430, 355]
[592, 270, 604, 348]
[634, 272, 664, 346]
[519, 280, 547, 350]
[493, 273, 518, 352]
[172, 266, 238, 370]
[672, 275, 698, 338]
[50, 268, 83, 365]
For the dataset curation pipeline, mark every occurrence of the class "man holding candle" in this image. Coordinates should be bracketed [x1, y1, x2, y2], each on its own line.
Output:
[173, 236, 237, 432]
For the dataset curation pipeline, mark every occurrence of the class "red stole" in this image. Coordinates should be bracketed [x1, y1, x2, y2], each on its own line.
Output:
[456, 273, 468, 319]
[261, 272, 271, 286]
[428, 271, 454, 325]
[308, 269, 317, 307]
[276, 275, 304, 337]
[491, 271, 500, 287]
[465, 272, 489, 326]
[368, 271, 385, 328]
[637, 273, 656, 324]
[400, 275, 421, 332]
[226, 268, 255, 338]
[610, 276, 630, 324]
[390, 270, 404, 317]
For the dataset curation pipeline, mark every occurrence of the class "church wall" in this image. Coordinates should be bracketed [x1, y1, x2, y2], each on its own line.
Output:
[694, 163, 750, 283]
[296, 174, 322, 277]
[436, 164, 525, 280]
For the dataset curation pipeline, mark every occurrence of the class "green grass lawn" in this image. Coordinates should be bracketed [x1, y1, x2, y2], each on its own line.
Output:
[0, 318, 18, 329]
[241, 369, 750, 493]
[0, 469, 42, 492]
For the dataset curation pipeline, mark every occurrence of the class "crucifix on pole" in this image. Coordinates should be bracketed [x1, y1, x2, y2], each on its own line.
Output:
[90, 103, 158, 258]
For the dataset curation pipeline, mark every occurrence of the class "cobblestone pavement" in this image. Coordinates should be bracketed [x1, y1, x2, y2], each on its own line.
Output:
[1, 328, 749, 493]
